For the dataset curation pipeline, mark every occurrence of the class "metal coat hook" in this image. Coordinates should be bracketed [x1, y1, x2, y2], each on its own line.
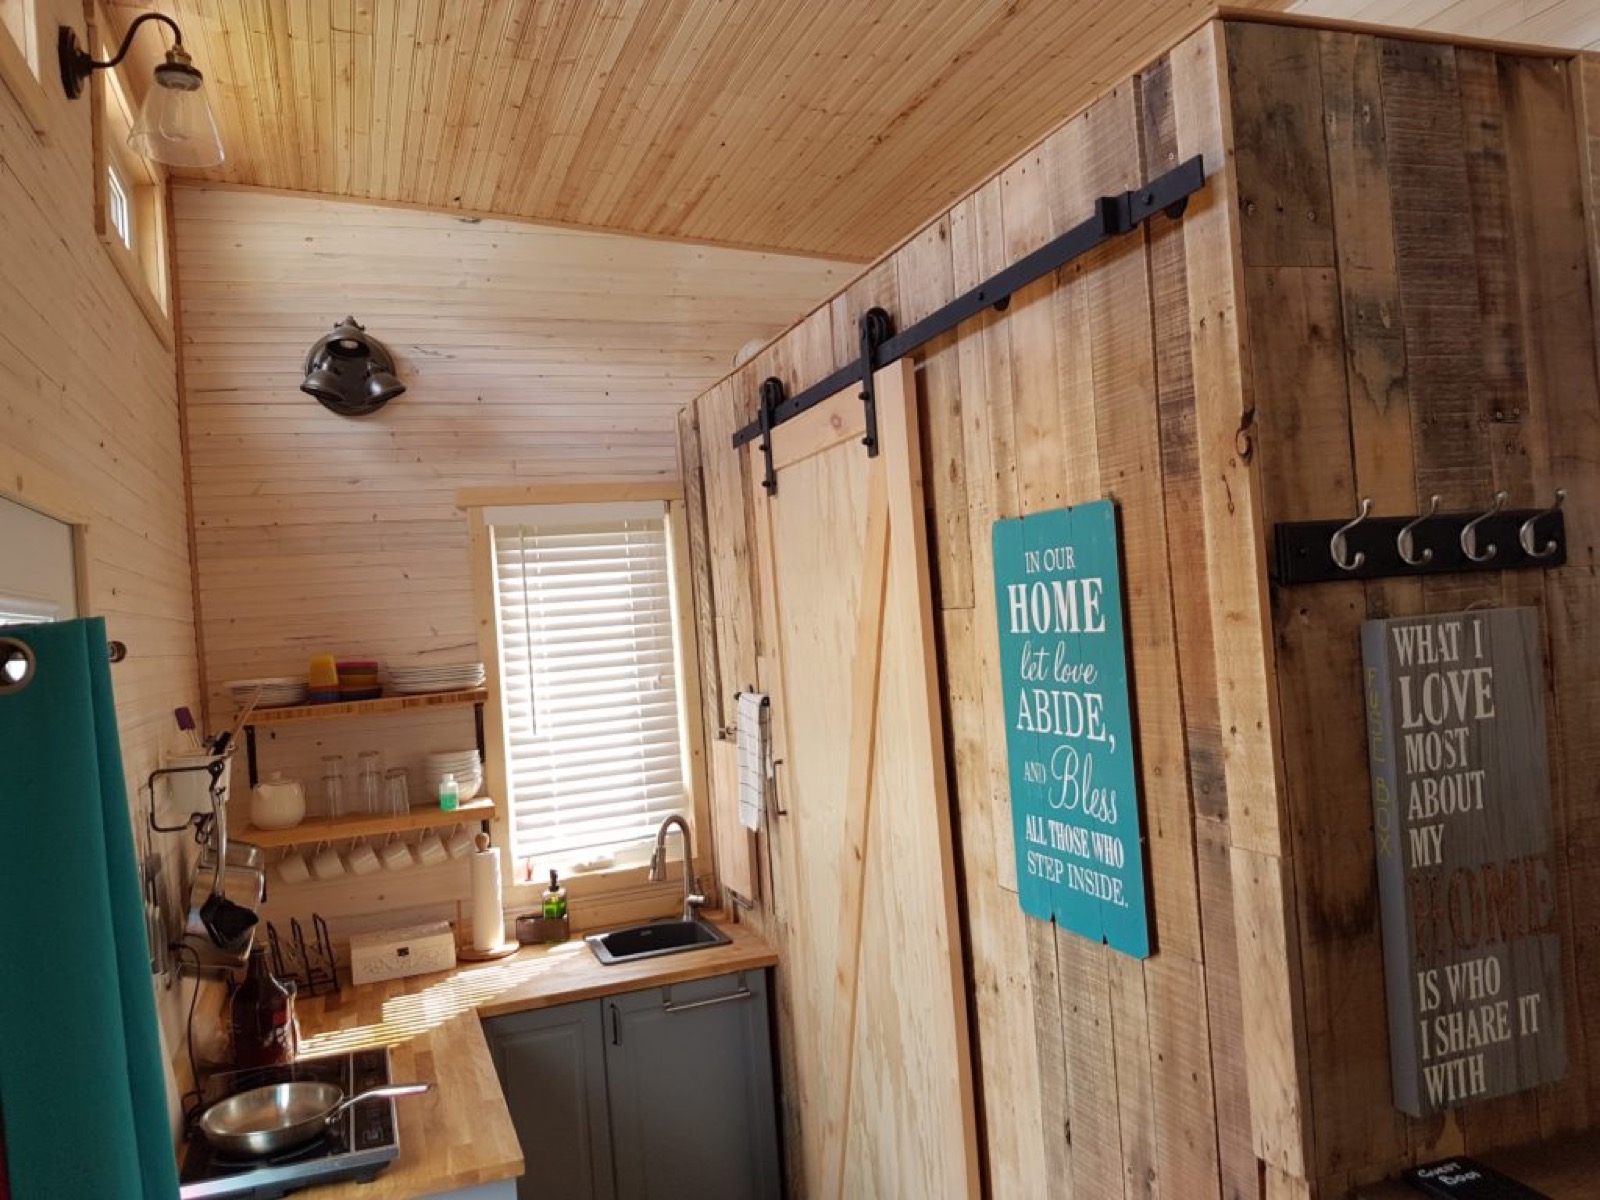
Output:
[1518, 489, 1566, 559]
[1330, 497, 1373, 572]
[1460, 491, 1507, 563]
[1396, 495, 1440, 566]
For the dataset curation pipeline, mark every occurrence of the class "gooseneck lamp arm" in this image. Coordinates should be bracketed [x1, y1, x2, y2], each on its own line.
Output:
[59, 12, 184, 99]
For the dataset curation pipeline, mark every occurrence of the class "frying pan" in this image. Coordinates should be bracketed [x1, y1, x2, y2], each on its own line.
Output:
[197, 1080, 431, 1157]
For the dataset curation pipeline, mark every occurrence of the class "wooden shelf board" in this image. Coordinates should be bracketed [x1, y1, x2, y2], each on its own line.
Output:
[243, 687, 487, 727]
[240, 797, 497, 847]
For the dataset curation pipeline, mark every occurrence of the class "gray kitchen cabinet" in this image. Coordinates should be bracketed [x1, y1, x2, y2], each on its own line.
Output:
[604, 970, 780, 1200]
[484, 999, 617, 1200]
[483, 969, 779, 1200]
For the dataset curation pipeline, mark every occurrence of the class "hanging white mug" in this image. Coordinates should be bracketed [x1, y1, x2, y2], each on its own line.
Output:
[279, 848, 311, 885]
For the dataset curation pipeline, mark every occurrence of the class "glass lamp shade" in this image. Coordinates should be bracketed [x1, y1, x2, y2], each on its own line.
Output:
[127, 59, 224, 168]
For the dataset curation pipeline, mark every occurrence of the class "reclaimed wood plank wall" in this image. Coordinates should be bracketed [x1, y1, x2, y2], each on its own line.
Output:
[683, 22, 1312, 1199]
[1227, 20, 1600, 1195]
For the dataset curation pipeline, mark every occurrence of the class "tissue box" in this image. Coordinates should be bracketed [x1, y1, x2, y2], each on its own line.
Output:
[349, 921, 457, 985]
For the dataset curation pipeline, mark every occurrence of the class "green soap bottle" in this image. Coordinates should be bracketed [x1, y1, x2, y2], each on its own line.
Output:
[543, 869, 568, 921]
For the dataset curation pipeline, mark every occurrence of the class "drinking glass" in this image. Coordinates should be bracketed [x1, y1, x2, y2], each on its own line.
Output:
[321, 754, 346, 818]
[358, 751, 384, 815]
[384, 767, 410, 816]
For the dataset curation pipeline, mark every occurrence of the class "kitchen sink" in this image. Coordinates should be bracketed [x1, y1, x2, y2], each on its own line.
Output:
[586, 918, 731, 965]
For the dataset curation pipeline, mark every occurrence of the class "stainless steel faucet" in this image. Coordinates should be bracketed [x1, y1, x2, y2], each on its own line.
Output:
[649, 814, 705, 921]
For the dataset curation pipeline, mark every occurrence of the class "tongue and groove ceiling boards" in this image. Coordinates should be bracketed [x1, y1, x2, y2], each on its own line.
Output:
[107, 0, 1296, 260]
[1288, 0, 1600, 48]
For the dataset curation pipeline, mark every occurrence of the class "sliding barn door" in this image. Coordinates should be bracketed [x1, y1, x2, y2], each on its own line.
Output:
[750, 359, 978, 1198]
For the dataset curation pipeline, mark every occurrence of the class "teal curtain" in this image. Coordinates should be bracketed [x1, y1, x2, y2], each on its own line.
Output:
[0, 618, 179, 1199]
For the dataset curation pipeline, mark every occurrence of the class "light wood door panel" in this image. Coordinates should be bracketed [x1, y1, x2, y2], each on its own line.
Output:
[750, 362, 979, 1197]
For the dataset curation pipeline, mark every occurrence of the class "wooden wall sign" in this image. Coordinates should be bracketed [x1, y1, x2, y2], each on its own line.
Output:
[992, 500, 1149, 958]
[1362, 607, 1566, 1116]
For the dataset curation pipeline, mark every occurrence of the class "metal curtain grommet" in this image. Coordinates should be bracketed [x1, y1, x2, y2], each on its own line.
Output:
[0, 637, 36, 695]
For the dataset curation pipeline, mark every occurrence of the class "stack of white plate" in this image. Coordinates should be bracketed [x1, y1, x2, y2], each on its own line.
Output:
[425, 749, 483, 801]
[226, 677, 307, 709]
[387, 662, 487, 695]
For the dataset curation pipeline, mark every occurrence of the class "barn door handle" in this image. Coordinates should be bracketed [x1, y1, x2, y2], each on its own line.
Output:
[770, 757, 788, 818]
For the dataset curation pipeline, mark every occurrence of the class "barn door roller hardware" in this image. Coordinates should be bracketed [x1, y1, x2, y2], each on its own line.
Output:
[1274, 489, 1569, 584]
[732, 154, 1208, 474]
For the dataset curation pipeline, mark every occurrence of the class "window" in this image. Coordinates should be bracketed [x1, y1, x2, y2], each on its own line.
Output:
[93, 7, 171, 341]
[488, 501, 692, 879]
[0, 0, 47, 133]
[0, 494, 80, 624]
[106, 164, 133, 249]
[0, 0, 33, 72]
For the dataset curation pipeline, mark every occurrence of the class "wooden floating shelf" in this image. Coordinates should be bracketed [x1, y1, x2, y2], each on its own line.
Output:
[239, 797, 497, 848]
[242, 687, 488, 726]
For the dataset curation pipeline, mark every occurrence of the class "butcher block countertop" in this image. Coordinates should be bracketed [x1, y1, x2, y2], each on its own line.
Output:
[278, 919, 777, 1200]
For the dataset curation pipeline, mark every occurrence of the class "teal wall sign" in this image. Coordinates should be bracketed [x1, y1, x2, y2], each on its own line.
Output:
[992, 500, 1150, 958]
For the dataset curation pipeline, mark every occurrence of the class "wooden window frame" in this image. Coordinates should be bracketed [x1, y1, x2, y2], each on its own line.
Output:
[89, 3, 172, 348]
[0, 446, 95, 620]
[0, 0, 49, 134]
[460, 482, 716, 926]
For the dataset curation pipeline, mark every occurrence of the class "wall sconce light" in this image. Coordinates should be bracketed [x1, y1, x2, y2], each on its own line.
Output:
[59, 13, 225, 168]
[301, 318, 406, 418]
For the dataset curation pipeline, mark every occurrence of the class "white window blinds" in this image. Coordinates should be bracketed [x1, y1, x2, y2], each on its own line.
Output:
[490, 504, 687, 871]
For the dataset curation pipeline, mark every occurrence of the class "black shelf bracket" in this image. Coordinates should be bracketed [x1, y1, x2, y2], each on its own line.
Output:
[1273, 491, 1569, 585]
[731, 154, 1207, 453]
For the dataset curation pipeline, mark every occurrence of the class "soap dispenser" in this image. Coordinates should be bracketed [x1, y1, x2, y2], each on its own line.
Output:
[542, 870, 567, 920]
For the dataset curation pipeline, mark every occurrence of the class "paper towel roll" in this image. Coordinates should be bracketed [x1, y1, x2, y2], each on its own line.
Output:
[469, 848, 504, 952]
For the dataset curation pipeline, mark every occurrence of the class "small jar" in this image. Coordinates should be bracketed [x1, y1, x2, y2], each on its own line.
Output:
[250, 772, 306, 830]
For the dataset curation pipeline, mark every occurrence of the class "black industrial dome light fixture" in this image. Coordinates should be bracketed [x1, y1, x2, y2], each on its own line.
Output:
[300, 318, 406, 417]
[59, 13, 224, 168]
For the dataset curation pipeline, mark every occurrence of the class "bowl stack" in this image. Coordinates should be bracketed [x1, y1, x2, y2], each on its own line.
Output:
[387, 662, 487, 695]
[425, 749, 483, 802]
[227, 677, 307, 710]
[337, 659, 382, 701]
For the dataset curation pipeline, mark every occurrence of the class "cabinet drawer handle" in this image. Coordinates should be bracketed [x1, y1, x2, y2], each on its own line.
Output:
[661, 984, 753, 1014]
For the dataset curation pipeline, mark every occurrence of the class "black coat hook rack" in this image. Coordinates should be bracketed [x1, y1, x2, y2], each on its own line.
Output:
[1273, 491, 1568, 585]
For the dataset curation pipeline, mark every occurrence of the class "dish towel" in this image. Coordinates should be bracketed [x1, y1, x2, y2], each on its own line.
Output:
[736, 691, 772, 832]
[0, 618, 179, 1200]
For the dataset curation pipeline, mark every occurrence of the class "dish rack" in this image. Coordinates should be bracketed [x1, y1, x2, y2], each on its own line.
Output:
[265, 914, 340, 996]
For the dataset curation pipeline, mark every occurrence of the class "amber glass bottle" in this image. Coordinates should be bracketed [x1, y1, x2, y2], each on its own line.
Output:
[230, 947, 297, 1068]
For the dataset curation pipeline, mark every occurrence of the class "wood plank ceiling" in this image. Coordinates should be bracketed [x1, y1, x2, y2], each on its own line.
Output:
[107, 0, 1288, 260]
[1289, 0, 1600, 49]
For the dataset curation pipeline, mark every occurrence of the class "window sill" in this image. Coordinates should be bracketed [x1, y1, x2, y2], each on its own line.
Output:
[501, 853, 718, 934]
[101, 234, 174, 350]
[0, 27, 48, 135]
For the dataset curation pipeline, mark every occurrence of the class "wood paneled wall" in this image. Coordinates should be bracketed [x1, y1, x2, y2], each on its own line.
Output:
[681, 17, 1600, 1199]
[682, 22, 1303, 1198]
[173, 186, 846, 923]
[1228, 22, 1600, 1193]
[0, 0, 198, 1055]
